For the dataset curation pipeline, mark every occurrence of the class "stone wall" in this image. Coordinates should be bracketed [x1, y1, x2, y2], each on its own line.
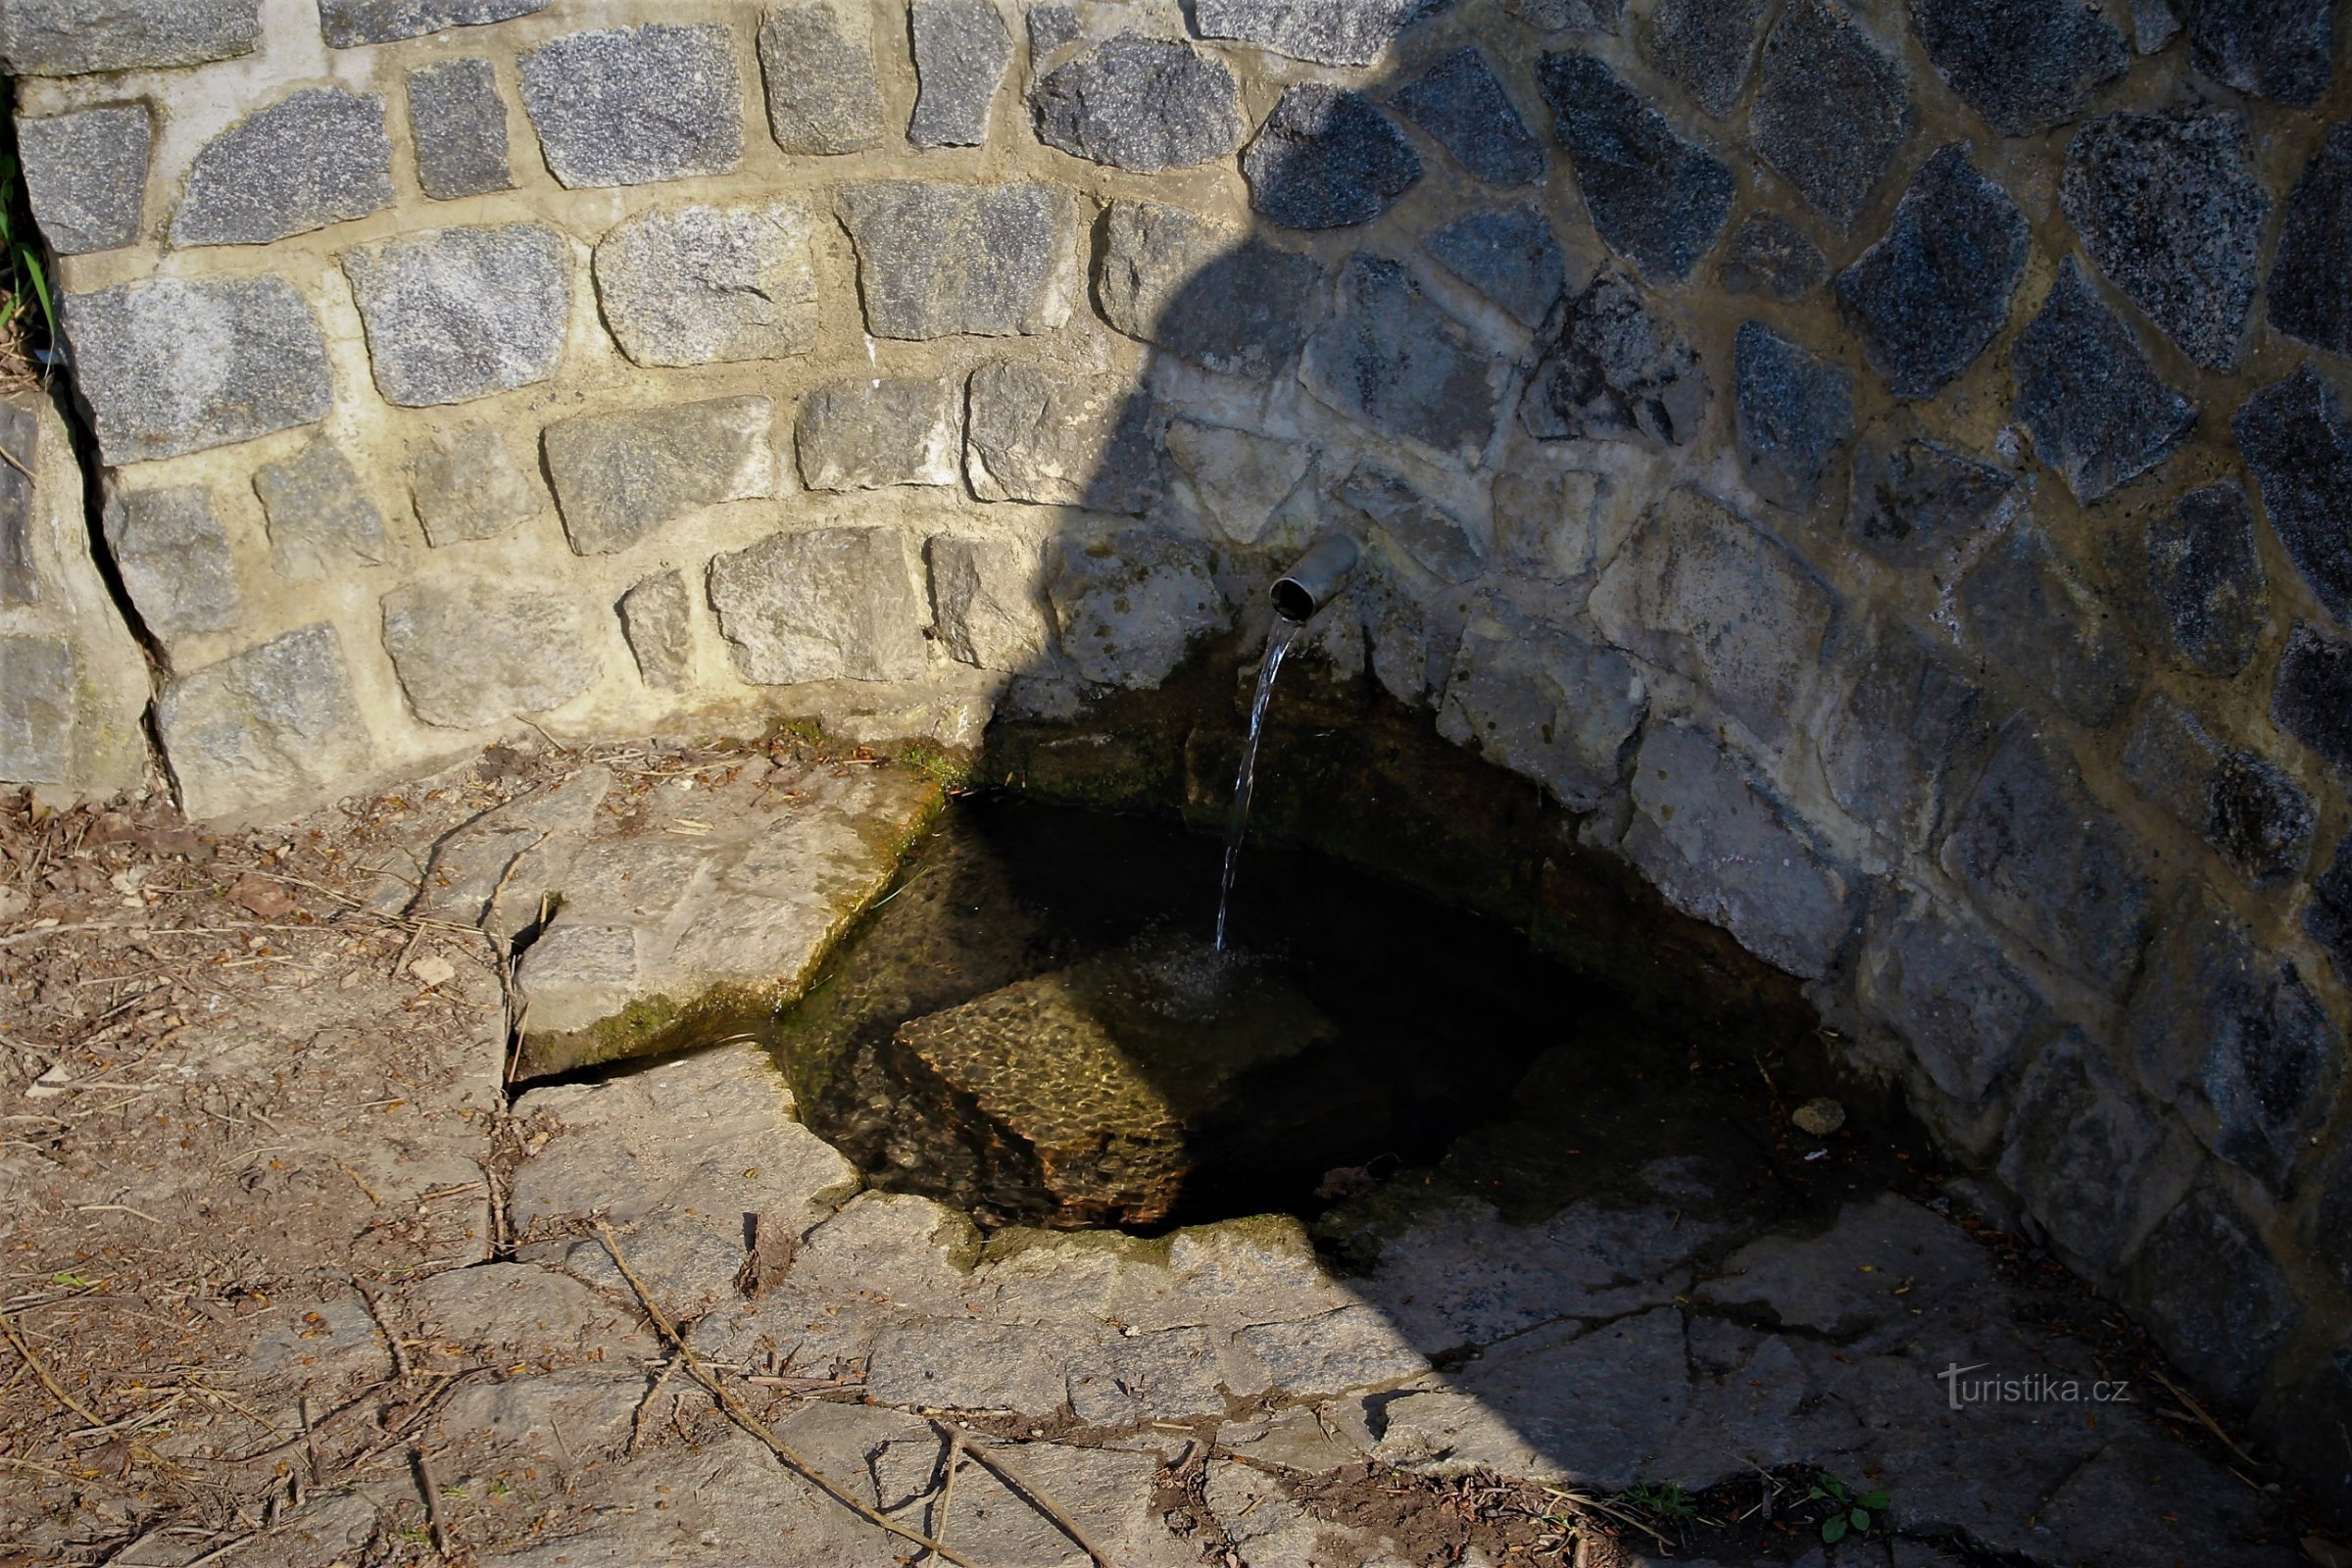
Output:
[6, 0, 2351, 1510]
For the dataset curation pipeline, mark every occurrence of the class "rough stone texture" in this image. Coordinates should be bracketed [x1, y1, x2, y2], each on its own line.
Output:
[1719, 212, 1826, 300]
[1958, 524, 2136, 729]
[172, 87, 392, 249]
[2063, 110, 2266, 372]
[594, 202, 818, 368]
[1817, 616, 1988, 849]
[407, 58, 513, 202]
[253, 436, 392, 582]
[1943, 719, 2155, 991]
[796, 376, 960, 491]
[1391, 47, 1544, 189]
[101, 486, 239, 647]
[2311, 843, 2352, 991]
[837, 181, 1075, 338]
[409, 424, 547, 547]
[1095, 201, 1320, 379]
[0, 0, 258, 75]
[966, 359, 1160, 513]
[2133, 0, 2184, 51]
[759, 4, 887, 155]
[2130, 1182, 2305, 1408]
[1166, 421, 1313, 545]
[2234, 365, 2352, 627]
[1422, 204, 1565, 328]
[543, 397, 774, 556]
[1998, 1027, 2197, 1273]
[2013, 262, 2196, 504]
[1241, 85, 1421, 230]
[1436, 603, 1643, 810]
[342, 224, 568, 407]
[1300, 254, 1504, 465]
[63, 276, 332, 465]
[1027, 5, 1079, 54]
[1337, 467, 1483, 583]
[519, 25, 744, 188]
[1521, 269, 1707, 447]
[318, 0, 547, 46]
[18, 105, 149, 254]
[1502, 0, 1621, 29]
[0, 413, 29, 611]
[1908, 0, 2128, 136]
[2188, 0, 2335, 105]
[1537, 51, 1733, 284]
[1049, 529, 1227, 689]
[156, 625, 373, 821]
[708, 526, 929, 685]
[1193, 0, 1454, 67]
[2272, 620, 2352, 772]
[1750, 0, 1911, 231]
[1640, 0, 1773, 119]
[1838, 144, 2028, 401]
[2122, 695, 2314, 888]
[1592, 487, 1836, 750]
[908, 0, 1013, 149]
[382, 581, 601, 730]
[616, 571, 693, 693]
[1845, 424, 2012, 566]
[2142, 481, 2268, 678]
[927, 534, 1048, 671]
[1031, 33, 1242, 172]
[1733, 319, 1854, 511]
[1857, 894, 2040, 1105]
[2270, 124, 2352, 357]
[1624, 723, 1851, 980]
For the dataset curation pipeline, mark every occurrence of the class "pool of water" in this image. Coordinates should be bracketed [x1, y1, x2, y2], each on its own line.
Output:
[769, 791, 1906, 1243]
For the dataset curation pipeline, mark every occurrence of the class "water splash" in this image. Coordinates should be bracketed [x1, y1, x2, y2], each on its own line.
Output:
[1214, 615, 1301, 951]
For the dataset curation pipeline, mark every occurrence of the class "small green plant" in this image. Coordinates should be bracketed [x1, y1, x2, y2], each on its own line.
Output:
[1806, 1474, 1890, 1544]
[1622, 1480, 1698, 1523]
[0, 152, 55, 366]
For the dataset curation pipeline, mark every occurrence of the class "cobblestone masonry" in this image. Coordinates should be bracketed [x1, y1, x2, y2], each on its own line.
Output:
[9, 0, 2352, 1515]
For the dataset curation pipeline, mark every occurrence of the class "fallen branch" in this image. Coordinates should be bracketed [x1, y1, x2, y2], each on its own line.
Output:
[593, 1220, 985, 1568]
[0, 1305, 108, 1430]
[2147, 1368, 2261, 1475]
[959, 1441, 1122, 1568]
[413, 1446, 453, 1560]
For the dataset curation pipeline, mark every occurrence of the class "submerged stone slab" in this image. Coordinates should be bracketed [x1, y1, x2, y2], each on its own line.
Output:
[1720, 212, 1826, 300]
[101, 485, 239, 646]
[157, 625, 373, 821]
[966, 359, 1160, 513]
[2273, 620, 2352, 773]
[2270, 124, 2352, 358]
[908, 0, 1013, 149]
[172, 87, 391, 247]
[707, 526, 929, 685]
[1908, 0, 2127, 136]
[1750, 0, 1911, 231]
[543, 396, 773, 555]
[1422, 204, 1565, 328]
[2123, 694, 2314, 888]
[2063, 109, 2267, 372]
[1640, 0, 1773, 119]
[407, 58, 513, 201]
[1300, 254, 1504, 465]
[1522, 269, 1708, 448]
[1436, 603, 1644, 810]
[796, 376, 959, 491]
[1845, 425, 2012, 566]
[1537, 51, 1733, 284]
[758, 3, 886, 155]
[1957, 523, 2136, 729]
[1836, 144, 2028, 400]
[382, 580, 601, 729]
[1096, 201, 1321, 380]
[0, 0, 257, 76]
[18, 105, 149, 254]
[409, 424, 547, 546]
[1242, 84, 1421, 230]
[1050, 529, 1226, 689]
[1733, 319, 1854, 511]
[1194, 0, 1453, 67]
[2142, 480, 2267, 678]
[1391, 47, 1544, 189]
[837, 181, 1075, 338]
[594, 202, 818, 368]
[2234, 365, 2352, 628]
[927, 534, 1049, 671]
[519, 24, 743, 188]
[253, 436, 392, 581]
[61, 276, 332, 465]
[1030, 33, 1241, 172]
[617, 570, 692, 693]
[2188, 0, 2334, 105]
[343, 224, 568, 407]
[1943, 719, 2154, 991]
[2011, 261, 2195, 503]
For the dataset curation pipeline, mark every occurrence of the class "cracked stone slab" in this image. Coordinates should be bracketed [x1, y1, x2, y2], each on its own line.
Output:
[1032, 33, 1243, 172]
[408, 764, 613, 933]
[101, 485, 239, 647]
[708, 525, 930, 685]
[1235, 1305, 1429, 1396]
[172, 87, 392, 247]
[254, 436, 392, 581]
[156, 624, 374, 821]
[594, 202, 818, 368]
[519, 24, 744, 188]
[342, 224, 569, 407]
[1698, 1195, 1992, 1344]
[1538, 51, 1733, 283]
[319, 0, 549, 47]
[1194, 0, 1454, 67]
[1836, 143, 2028, 400]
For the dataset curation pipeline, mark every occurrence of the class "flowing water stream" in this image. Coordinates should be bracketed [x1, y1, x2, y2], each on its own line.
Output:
[1214, 616, 1301, 951]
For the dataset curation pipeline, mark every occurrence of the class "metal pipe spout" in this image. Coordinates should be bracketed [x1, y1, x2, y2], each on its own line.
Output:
[1271, 534, 1360, 622]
